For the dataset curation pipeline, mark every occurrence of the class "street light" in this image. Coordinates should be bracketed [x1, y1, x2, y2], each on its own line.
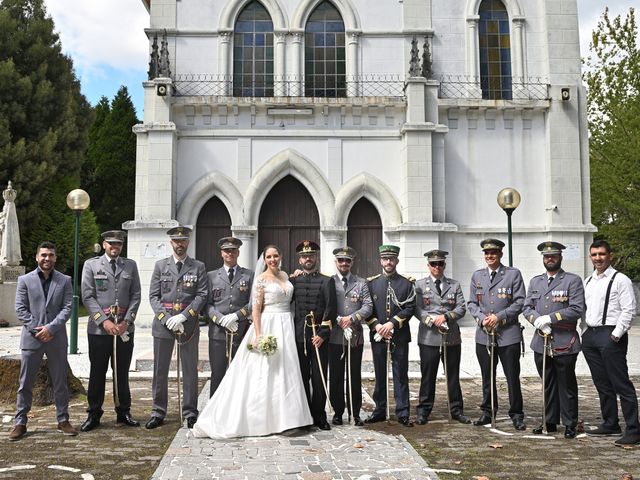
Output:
[497, 187, 521, 267]
[66, 189, 90, 354]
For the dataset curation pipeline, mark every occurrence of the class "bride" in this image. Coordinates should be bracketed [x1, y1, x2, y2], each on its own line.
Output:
[192, 245, 313, 438]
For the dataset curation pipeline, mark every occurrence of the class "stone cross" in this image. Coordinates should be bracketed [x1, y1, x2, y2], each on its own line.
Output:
[0, 181, 22, 267]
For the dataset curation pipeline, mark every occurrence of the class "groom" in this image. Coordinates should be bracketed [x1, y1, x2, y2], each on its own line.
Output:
[291, 240, 337, 430]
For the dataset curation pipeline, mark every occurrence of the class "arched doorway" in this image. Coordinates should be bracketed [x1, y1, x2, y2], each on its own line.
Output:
[196, 196, 232, 271]
[258, 176, 320, 273]
[347, 197, 382, 278]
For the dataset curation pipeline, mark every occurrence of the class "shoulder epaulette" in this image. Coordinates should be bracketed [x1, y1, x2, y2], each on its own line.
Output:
[402, 274, 416, 282]
[367, 274, 381, 281]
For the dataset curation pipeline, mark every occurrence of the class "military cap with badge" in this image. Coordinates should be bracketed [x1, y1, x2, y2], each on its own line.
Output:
[296, 240, 320, 255]
[167, 225, 192, 239]
[378, 244, 400, 258]
[480, 238, 505, 251]
[102, 230, 126, 243]
[218, 237, 243, 250]
[333, 246, 356, 259]
[537, 241, 565, 255]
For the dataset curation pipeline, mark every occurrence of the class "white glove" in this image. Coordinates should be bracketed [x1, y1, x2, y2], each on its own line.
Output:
[540, 324, 552, 336]
[120, 331, 130, 343]
[220, 313, 239, 333]
[534, 315, 552, 331]
[343, 327, 353, 341]
[374, 332, 384, 342]
[166, 313, 187, 331]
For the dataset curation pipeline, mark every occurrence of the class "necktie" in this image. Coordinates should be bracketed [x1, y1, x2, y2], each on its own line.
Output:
[110, 259, 116, 275]
[548, 276, 554, 285]
[490, 271, 496, 282]
[176, 261, 183, 273]
[435, 278, 442, 296]
[342, 276, 348, 290]
[228, 267, 235, 283]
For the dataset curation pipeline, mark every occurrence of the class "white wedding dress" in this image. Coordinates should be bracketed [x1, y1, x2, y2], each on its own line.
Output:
[192, 278, 313, 439]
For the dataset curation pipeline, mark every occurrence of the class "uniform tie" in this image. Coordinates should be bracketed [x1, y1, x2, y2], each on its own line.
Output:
[342, 276, 348, 290]
[490, 271, 496, 282]
[176, 261, 183, 273]
[435, 278, 442, 296]
[110, 259, 116, 275]
[228, 267, 235, 283]
[548, 276, 554, 285]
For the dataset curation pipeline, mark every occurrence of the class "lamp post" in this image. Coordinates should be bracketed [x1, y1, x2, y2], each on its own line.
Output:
[66, 189, 90, 354]
[497, 187, 521, 267]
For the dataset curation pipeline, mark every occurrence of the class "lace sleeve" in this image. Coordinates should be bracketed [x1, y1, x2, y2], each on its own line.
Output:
[252, 277, 266, 313]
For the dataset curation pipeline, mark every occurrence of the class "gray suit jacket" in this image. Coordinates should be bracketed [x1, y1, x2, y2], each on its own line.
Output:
[467, 265, 526, 347]
[523, 269, 584, 355]
[149, 256, 208, 340]
[415, 276, 466, 346]
[206, 266, 254, 340]
[81, 255, 141, 335]
[15, 268, 72, 350]
[330, 273, 372, 347]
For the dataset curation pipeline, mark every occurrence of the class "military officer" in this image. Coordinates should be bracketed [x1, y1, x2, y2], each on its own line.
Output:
[80, 230, 142, 432]
[467, 238, 527, 431]
[146, 226, 208, 430]
[291, 240, 337, 430]
[328, 247, 373, 427]
[523, 241, 584, 439]
[206, 237, 254, 397]
[414, 249, 470, 425]
[365, 245, 416, 427]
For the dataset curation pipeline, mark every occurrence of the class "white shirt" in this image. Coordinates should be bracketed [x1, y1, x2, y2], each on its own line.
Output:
[583, 266, 636, 338]
[224, 265, 235, 277]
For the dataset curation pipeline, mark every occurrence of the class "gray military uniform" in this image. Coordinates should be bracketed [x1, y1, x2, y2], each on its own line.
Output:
[206, 265, 254, 396]
[149, 256, 208, 421]
[329, 273, 372, 348]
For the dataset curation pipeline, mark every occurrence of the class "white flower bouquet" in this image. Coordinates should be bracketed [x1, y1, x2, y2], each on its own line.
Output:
[247, 334, 278, 356]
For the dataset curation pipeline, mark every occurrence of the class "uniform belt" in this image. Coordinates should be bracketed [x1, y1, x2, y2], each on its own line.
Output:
[553, 323, 576, 332]
[162, 302, 189, 312]
[102, 306, 128, 315]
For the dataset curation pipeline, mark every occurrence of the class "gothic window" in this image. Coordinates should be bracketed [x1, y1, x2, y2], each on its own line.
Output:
[304, 1, 346, 98]
[478, 0, 512, 100]
[233, 1, 274, 97]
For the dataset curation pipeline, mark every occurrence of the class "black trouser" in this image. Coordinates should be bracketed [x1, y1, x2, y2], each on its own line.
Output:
[208, 337, 240, 397]
[86, 333, 134, 417]
[475, 342, 523, 420]
[582, 326, 639, 434]
[371, 341, 410, 418]
[417, 343, 464, 418]
[297, 339, 329, 425]
[534, 351, 578, 427]
[328, 343, 363, 419]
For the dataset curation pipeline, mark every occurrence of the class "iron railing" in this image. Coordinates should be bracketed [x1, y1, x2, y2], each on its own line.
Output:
[437, 75, 550, 100]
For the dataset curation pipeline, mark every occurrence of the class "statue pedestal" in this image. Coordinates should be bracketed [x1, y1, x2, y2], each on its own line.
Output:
[0, 266, 25, 326]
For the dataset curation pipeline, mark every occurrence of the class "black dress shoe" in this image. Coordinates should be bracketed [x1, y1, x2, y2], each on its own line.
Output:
[80, 416, 100, 432]
[513, 419, 526, 431]
[564, 426, 577, 439]
[186, 417, 197, 429]
[416, 415, 428, 425]
[315, 420, 331, 431]
[332, 415, 343, 426]
[353, 417, 364, 426]
[116, 413, 140, 427]
[452, 414, 471, 424]
[364, 414, 386, 424]
[532, 423, 557, 434]
[145, 417, 164, 429]
[473, 414, 492, 426]
[398, 416, 414, 427]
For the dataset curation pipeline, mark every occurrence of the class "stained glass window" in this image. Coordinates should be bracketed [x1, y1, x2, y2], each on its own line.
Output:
[478, 0, 512, 100]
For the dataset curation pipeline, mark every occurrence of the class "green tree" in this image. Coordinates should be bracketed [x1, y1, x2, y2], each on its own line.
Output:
[584, 7, 640, 280]
[0, 0, 97, 269]
[83, 86, 138, 233]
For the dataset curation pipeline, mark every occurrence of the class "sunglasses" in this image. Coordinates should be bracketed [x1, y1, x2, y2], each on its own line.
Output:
[429, 261, 445, 268]
[337, 258, 352, 264]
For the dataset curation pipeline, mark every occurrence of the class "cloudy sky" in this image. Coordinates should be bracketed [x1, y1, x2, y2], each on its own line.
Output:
[44, 0, 636, 116]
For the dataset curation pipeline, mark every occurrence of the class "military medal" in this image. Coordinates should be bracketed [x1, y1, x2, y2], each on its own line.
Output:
[239, 280, 247, 292]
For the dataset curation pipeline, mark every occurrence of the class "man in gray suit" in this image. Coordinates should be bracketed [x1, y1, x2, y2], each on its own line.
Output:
[523, 241, 584, 438]
[415, 249, 470, 425]
[146, 226, 208, 430]
[328, 247, 372, 426]
[9, 241, 77, 441]
[206, 236, 254, 397]
[80, 230, 142, 432]
[468, 238, 527, 431]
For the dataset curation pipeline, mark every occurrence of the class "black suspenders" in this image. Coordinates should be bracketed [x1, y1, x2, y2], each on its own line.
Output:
[586, 271, 619, 326]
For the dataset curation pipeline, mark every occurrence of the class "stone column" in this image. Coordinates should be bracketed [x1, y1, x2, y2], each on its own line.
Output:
[466, 16, 482, 98]
[511, 17, 526, 97]
[346, 31, 360, 97]
[290, 32, 303, 96]
[274, 31, 287, 96]
[232, 226, 258, 270]
[320, 227, 347, 274]
[218, 31, 233, 96]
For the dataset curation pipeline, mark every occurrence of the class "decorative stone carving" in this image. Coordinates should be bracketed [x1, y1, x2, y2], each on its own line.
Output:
[159, 30, 171, 78]
[0, 181, 22, 268]
[409, 36, 421, 77]
[148, 32, 159, 80]
[421, 37, 433, 79]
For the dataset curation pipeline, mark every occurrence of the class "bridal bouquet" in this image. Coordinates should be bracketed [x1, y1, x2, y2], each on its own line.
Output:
[247, 334, 278, 356]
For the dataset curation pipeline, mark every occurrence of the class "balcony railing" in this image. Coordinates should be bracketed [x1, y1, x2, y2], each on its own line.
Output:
[437, 75, 550, 101]
[172, 74, 406, 98]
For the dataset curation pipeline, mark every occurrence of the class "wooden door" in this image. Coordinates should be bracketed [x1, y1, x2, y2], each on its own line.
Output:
[347, 197, 382, 278]
[257, 176, 320, 273]
[196, 196, 232, 271]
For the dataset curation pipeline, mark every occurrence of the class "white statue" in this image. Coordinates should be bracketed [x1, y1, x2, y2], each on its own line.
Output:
[0, 181, 22, 267]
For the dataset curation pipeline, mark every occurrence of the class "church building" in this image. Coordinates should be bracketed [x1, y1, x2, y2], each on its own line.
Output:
[127, 0, 594, 322]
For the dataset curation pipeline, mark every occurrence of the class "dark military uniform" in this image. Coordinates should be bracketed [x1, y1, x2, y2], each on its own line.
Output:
[81, 241, 141, 424]
[148, 228, 208, 425]
[206, 264, 253, 397]
[366, 271, 416, 420]
[523, 242, 584, 434]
